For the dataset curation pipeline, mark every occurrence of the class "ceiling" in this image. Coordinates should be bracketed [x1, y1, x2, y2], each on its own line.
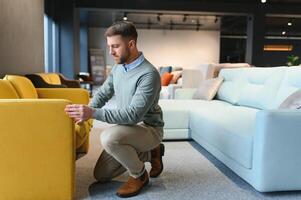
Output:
[82, 0, 301, 36]
[86, 10, 221, 31]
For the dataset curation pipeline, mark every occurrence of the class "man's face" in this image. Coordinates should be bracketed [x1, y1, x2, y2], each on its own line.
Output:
[107, 35, 131, 64]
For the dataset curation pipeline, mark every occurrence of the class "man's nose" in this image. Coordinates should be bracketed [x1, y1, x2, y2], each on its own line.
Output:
[109, 48, 115, 55]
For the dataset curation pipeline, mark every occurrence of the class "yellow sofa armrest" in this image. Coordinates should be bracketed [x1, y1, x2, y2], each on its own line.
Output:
[36, 88, 90, 104]
[0, 99, 75, 200]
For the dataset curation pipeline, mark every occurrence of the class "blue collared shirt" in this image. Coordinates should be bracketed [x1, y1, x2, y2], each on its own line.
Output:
[122, 52, 145, 72]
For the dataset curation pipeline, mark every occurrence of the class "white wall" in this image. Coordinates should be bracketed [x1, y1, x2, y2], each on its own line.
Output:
[89, 28, 220, 69]
[0, 0, 44, 77]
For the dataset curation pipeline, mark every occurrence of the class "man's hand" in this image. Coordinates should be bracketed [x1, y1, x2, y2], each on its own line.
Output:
[65, 104, 95, 124]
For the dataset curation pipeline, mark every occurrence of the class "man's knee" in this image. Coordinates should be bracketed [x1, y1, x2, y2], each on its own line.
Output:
[100, 126, 122, 149]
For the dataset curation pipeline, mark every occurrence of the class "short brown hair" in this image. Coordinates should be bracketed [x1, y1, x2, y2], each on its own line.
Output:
[105, 21, 138, 41]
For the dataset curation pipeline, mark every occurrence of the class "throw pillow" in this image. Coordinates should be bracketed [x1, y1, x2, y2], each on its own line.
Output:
[170, 71, 182, 84]
[161, 72, 174, 86]
[193, 77, 224, 100]
[279, 89, 301, 109]
[159, 66, 172, 76]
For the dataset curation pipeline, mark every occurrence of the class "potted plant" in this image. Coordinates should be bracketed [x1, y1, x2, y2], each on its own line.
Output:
[287, 55, 300, 66]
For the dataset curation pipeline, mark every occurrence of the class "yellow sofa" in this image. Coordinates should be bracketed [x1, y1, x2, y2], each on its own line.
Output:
[25, 73, 81, 88]
[0, 75, 93, 200]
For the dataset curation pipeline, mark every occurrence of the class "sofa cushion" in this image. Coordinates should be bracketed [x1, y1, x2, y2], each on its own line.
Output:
[159, 99, 232, 129]
[193, 77, 224, 100]
[0, 80, 19, 99]
[279, 89, 301, 109]
[216, 68, 246, 104]
[217, 67, 285, 109]
[207, 63, 251, 78]
[237, 67, 285, 109]
[38, 73, 61, 84]
[158, 66, 172, 76]
[189, 101, 258, 169]
[159, 100, 190, 129]
[274, 66, 301, 108]
[161, 72, 173, 86]
[4, 75, 38, 99]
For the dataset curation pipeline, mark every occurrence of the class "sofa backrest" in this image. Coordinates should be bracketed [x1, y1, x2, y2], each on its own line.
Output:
[207, 63, 251, 79]
[216, 67, 290, 109]
[182, 69, 204, 88]
[274, 66, 301, 108]
[4, 75, 38, 99]
[0, 80, 20, 99]
[38, 73, 62, 85]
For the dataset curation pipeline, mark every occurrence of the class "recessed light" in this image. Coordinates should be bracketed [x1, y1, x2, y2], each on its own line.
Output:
[288, 22, 292, 26]
[261, 0, 266, 3]
[282, 31, 286, 35]
[123, 13, 127, 21]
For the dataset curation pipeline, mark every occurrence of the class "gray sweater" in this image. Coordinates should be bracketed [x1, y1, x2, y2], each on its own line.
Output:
[89, 59, 164, 127]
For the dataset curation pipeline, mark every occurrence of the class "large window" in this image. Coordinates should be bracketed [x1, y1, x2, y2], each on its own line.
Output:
[44, 14, 59, 73]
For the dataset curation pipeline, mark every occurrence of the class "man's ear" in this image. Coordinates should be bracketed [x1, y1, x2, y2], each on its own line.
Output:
[128, 39, 136, 48]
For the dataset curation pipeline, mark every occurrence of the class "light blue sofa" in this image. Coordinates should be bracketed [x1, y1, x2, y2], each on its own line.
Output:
[159, 66, 301, 192]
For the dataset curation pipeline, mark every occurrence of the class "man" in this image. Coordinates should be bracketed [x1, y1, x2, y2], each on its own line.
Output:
[65, 21, 165, 198]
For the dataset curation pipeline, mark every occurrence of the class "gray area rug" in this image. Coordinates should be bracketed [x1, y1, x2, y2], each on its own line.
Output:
[75, 121, 301, 200]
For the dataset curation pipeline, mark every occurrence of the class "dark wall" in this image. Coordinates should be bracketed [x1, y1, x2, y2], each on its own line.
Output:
[262, 39, 301, 67]
[220, 38, 246, 63]
[0, 0, 44, 77]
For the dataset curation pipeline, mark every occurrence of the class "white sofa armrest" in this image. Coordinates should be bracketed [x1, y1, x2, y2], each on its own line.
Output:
[174, 88, 197, 99]
[253, 109, 301, 191]
[167, 84, 182, 99]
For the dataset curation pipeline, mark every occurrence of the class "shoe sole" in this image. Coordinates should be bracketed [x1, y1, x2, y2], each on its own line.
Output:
[150, 143, 165, 178]
[116, 178, 149, 198]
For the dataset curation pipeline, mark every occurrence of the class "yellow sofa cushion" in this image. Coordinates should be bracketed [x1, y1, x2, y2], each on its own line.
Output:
[0, 80, 19, 99]
[38, 73, 61, 84]
[4, 75, 38, 99]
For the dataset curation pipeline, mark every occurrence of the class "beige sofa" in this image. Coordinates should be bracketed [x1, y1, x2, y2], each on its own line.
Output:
[161, 63, 251, 99]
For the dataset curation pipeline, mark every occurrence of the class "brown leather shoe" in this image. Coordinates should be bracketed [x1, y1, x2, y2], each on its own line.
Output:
[116, 170, 149, 198]
[150, 143, 165, 178]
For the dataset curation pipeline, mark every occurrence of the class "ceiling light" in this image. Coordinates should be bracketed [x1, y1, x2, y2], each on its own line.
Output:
[288, 22, 292, 26]
[123, 13, 128, 21]
[264, 44, 293, 51]
[261, 0, 266, 3]
[282, 31, 286, 35]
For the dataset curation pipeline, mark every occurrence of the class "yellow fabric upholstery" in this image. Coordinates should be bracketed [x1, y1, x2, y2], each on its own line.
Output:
[38, 73, 62, 84]
[4, 75, 38, 98]
[38, 73, 51, 83]
[36, 88, 90, 104]
[36, 88, 92, 152]
[0, 99, 75, 200]
[0, 80, 19, 98]
[0, 75, 93, 199]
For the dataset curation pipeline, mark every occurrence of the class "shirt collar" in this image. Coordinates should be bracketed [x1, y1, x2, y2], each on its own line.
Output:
[122, 52, 145, 72]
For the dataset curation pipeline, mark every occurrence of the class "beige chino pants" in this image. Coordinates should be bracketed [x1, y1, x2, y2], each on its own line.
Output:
[94, 122, 163, 180]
